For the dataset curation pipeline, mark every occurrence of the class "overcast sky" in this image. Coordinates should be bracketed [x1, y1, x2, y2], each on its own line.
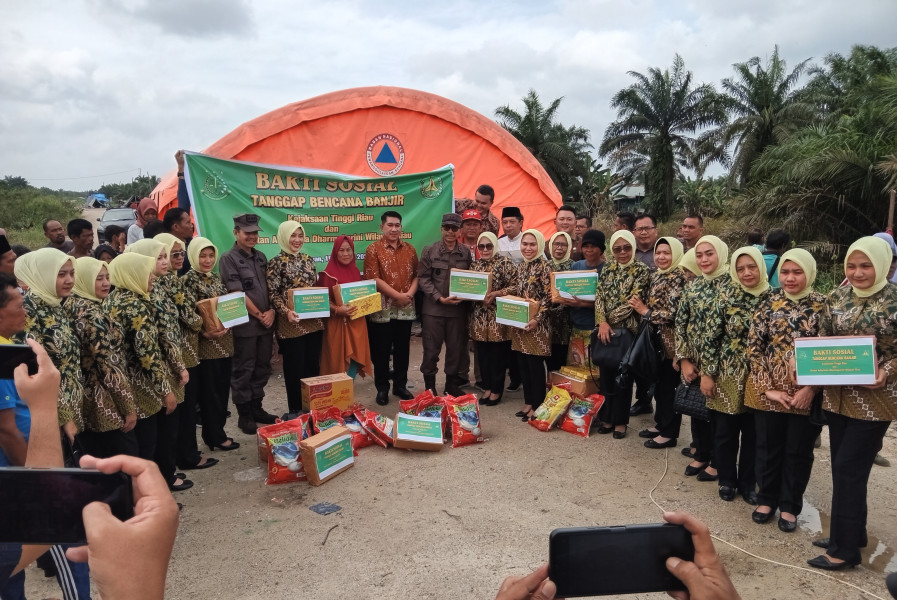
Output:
[2, 0, 895, 192]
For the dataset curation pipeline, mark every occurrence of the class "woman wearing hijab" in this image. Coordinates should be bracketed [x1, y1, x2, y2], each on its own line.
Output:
[266, 221, 323, 414]
[699, 246, 770, 505]
[512, 229, 553, 421]
[14, 248, 83, 439]
[317, 235, 373, 379]
[106, 253, 172, 462]
[65, 257, 139, 458]
[546, 232, 574, 372]
[126, 238, 196, 490]
[127, 197, 159, 245]
[629, 237, 694, 448]
[468, 231, 516, 406]
[676, 236, 730, 477]
[807, 236, 897, 570]
[181, 237, 239, 451]
[93, 244, 118, 263]
[593, 230, 650, 438]
[747, 249, 825, 532]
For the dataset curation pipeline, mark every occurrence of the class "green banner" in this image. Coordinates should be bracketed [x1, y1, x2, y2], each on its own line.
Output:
[183, 153, 454, 271]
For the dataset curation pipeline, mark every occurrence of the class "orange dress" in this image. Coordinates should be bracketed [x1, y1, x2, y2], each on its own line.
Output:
[319, 274, 374, 378]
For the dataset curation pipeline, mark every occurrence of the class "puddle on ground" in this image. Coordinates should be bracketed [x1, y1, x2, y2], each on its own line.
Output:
[799, 500, 897, 573]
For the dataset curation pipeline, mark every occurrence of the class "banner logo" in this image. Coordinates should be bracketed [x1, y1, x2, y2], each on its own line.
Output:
[419, 176, 443, 199]
[202, 170, 230, 200]
[366, 133, 405, 177]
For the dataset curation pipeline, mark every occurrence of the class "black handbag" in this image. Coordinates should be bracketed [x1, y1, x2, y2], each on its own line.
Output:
[617, 318, 665, 385]
[590, 326, 635, 371]
[674, 382, 710, 421]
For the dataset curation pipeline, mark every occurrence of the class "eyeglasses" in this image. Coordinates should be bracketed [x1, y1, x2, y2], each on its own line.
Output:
[477, 243, 493, 250]
[170, 251, 186, 258]
[442, 226, 459, 232]
[611, 245, 632, 254]
[634, 226, 656, 233]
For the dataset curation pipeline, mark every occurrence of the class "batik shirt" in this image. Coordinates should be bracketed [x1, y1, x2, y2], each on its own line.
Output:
[468, 255, 516, 342]
[265, 251, 324, 340]
[675, 274, 731, 370]
[181, 270, 234, 360]
[105, 288, 168, 418]
[65, 296, 137, 432]
[548, 259, 574, 345]
[510, 257, 553, 356]
[151, 273, 186, 402]
[169, 273, 202, 369]
[363, 238, 419, 323]
[595, 260, 650, 334]
[23, 293, 84, 428]
[746, 289, 825, 415]
[647, 267, 694, 359]
[818, 284, 897, 421]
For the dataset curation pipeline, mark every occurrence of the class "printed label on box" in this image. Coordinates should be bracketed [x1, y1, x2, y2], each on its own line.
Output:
[337, 280, 378, 303]
[449, 270, 490, 300]
[314, 435, 354, 479]
[215, 292, 249, 328]
[554, 272, 598, 300]
[293, 289, 331, 318]
[795, 336, 877, 385]
[396, 414, 443, 443]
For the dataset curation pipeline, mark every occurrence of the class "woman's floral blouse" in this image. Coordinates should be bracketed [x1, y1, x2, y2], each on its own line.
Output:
[181, 270, 234, 360]
[468, 255, 515, 343]
[595, 260, 650, 334]
[265, 251, 323, 339]
[646, 267, 694, 359]
[510, 257, 552, 356]
[548, 258, 574, 345]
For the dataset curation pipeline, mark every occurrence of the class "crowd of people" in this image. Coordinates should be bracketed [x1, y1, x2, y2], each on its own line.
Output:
[1, 157, 896, 595]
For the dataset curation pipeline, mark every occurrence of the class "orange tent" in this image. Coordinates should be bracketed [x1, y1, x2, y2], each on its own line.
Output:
[152, 86, 562, 234]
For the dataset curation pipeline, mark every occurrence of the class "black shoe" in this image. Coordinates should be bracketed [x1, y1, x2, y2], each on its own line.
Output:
[629, 404, 652, 416]
[514, 410, 527, 417]
[718, 486, 737, 501]
[481, 394, 502, 407]
[778, 517, 797, 533]
[752, 508, 775, 524]
[644, 438, 677, 449]
[812, 538, 830, 549]
[740, 489, 759, 505]
[376, 389, 389, 406]
[181, 457, 219, 470]
[684, 463, 708, 477]
[681, 446, 696, 458]
[807, 555, 856, 570]
[612, 427, 627, 439]
[207, 438, 240, 452]
[506, 381, 521, 392]
[696, 469, 718, 482]
[596, 426, 614, 434]
[393, 387, 414, 400]
[169, 478, 194, 492]
[444, 385, 465, 397]
[638, 428, 660, 438]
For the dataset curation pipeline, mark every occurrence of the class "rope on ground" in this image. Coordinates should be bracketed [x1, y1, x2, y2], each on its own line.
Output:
[647, 446, 887, 600]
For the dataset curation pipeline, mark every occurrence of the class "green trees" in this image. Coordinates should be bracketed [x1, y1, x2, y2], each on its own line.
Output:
[599, 55, 727, 220]
[97, 174, 160, 206]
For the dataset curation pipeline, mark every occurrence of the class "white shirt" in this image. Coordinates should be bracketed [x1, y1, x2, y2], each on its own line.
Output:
[126, 223, 144, 245]
[498, 232, 524, 264]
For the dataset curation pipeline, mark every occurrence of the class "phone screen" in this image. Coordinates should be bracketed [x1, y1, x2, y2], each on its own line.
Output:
[549, 523, 694, 597]
[0, 344, 38, 379]
[0, 468, 134, 544]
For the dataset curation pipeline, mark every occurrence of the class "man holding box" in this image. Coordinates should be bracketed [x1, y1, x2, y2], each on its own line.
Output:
[418, 213, 473, 396]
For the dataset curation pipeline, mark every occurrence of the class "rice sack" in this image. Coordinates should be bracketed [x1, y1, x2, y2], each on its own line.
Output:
[559, 393, 606, 438]
[342, 405, 374, 451]
[260, 419, 309, 484]
[363, 408, 395, 448]
[530, 384, 574, 432]
[444, 394, 484, 448]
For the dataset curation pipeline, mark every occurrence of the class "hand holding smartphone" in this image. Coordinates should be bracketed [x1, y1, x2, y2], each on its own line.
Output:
[0, 343, 38, 379]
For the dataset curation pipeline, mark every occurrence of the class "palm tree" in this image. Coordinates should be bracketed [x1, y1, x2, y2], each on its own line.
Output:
[800, 45, 897, 120]
[600, 55, 727, 220]
[495, 90, 592, 200]
[708, 46, 813, 187]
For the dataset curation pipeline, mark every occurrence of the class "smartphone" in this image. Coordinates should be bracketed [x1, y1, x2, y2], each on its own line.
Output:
[0, 343, 38, 379]
[0, 468, 134, 544]
[549, 523, 694, 597]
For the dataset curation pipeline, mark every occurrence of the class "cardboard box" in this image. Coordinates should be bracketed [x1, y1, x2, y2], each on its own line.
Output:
[550, 370, 599, 398]
[301, 373, 354, 412]
[393, 413, 444, 451]
[290, 287, 331, 319]
[333, 280, 378, 305]
[346, 292, 383, 320]
[300, 426, 355, 486]
[496, 295, 539, 328]
[197, 292, 249, 331]
[551, 270, 598, 303]
[449, 268, 491, 301]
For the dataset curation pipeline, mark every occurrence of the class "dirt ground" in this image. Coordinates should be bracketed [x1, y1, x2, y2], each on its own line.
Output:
[25, 300, 897, 599]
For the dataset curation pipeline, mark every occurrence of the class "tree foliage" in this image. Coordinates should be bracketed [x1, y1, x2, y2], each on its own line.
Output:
[97, 174, 160, 206]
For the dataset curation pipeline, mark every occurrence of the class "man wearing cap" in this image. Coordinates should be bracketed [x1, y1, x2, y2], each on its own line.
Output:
[497, 206, 525, 264]
[460, 209, 482, 258]
[0, 236, 16, 275]
[219, 213, 278, 434]
[418, 213, 473, 396]
[455, 184, 500, 235]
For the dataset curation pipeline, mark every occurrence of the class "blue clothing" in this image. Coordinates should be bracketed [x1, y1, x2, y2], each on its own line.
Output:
[763, 253, 781, 288]
[569, 260, 605, 330]
[0, 543, 24, 597]
[0, 379, 29, 467]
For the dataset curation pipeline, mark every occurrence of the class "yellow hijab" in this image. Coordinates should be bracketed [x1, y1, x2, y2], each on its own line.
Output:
[109, 253, 156, 299]
[845, 236, 892, 298]
[521, 229, 545, 263]
[680, 248, 701, 276]
[477, 232, 499, 259]
[729, 246, 770, 297]
[154, 233, 184, 273]
[654, 237, 684, 274]
[695, 235, 729, 280]
[777, 248, 817, 301]
[277, 221, 304, 256]
[548, 232, 572, 267]
[188, 237, 218, 275]
[609, 230, 637, 267]
[13, 248, 75, 307]
[73, 257, 106, 302]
